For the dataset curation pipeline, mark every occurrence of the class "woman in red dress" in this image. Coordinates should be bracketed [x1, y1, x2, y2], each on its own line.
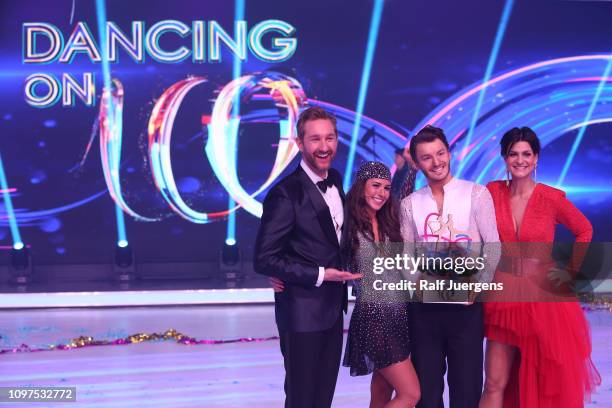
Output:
[479, 127, 600, 408]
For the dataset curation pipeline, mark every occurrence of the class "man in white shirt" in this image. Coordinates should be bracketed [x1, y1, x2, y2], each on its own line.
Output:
[400, 125, 500, 408]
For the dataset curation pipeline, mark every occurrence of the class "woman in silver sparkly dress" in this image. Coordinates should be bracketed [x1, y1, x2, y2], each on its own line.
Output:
[342, 161, 420, 407]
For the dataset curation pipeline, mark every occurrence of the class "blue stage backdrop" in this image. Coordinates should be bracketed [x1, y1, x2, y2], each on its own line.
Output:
[0, 0, 611, 265]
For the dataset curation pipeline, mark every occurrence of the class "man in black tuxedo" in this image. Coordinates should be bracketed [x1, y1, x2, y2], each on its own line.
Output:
[254, 106, 360, 408]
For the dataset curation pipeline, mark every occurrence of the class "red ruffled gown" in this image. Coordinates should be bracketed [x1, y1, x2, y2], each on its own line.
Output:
[484, 181, 600, 408]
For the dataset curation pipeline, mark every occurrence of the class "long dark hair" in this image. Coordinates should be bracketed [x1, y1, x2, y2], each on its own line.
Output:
[343, 178, 403, 268]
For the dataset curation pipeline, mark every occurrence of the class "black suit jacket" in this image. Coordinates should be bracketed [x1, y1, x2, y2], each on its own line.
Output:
[254, 165, 348, 332]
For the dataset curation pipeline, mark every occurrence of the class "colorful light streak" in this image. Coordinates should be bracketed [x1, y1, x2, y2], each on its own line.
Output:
[457, 0, 514, 178]
[557, 54, 612, 187]
[99, 79, 156, 222]
[96, 0, 130, 246]
[0, 154, 23, 247]
[206, 73, 304, 217]
[412, 55, 612, 192]
[343, 0, 385, 191]
[226, 0, 245, 246]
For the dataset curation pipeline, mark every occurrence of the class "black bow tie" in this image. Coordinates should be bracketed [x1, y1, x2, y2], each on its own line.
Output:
[316, 177, 335, 193]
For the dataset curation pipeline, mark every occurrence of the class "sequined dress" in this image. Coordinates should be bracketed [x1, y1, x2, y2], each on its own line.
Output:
[342, 233, 411, 376]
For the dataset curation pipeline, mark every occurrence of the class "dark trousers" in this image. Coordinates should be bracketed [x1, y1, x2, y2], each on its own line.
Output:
[278, 314, 343, 408]
[410, 303, 484, 408]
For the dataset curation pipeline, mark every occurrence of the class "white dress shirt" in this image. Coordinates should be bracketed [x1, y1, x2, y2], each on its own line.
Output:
[400, 177, 500, 283]
[300, 160, 344, 287]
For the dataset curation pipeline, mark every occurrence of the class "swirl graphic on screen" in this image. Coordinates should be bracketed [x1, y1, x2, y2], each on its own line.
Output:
[204, 72, 305, 218]
[98, 72, 306, 222]
[3, 55, 611, 231]
[410, 54, 612, 187]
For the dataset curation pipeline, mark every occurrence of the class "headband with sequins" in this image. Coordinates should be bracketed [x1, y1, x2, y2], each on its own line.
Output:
[356, 161, 391, 181]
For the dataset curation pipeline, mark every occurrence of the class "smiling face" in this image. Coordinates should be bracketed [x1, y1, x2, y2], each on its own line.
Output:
[295, 118, 338, 178]
[364, 178, 391, 214]
[505, 140, 538, 180]
[414, 138, 452, 184]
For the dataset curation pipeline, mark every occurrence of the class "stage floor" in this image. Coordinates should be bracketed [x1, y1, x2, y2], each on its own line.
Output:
[0, 304, 609, 407]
